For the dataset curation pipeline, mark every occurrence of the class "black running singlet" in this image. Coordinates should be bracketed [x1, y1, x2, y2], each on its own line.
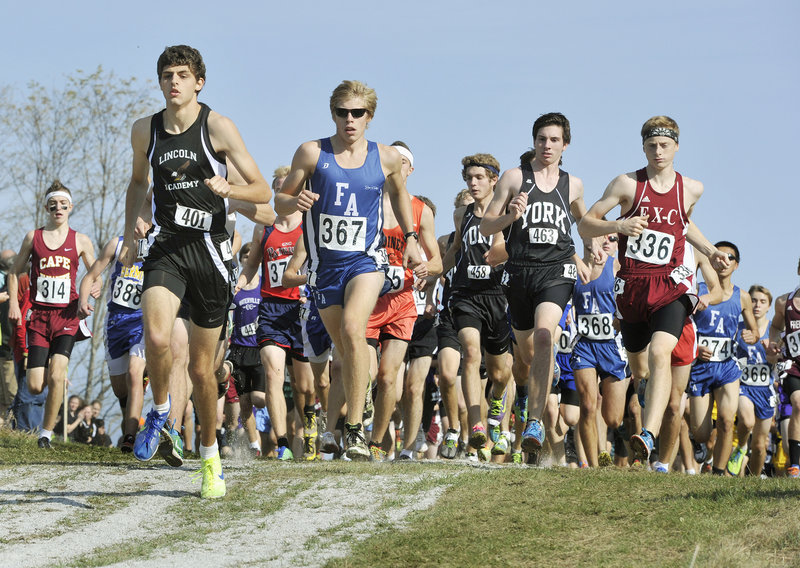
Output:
[147, 103, 228, 237]
[505, 163, 575, 265]
[450, 203, 503, 293]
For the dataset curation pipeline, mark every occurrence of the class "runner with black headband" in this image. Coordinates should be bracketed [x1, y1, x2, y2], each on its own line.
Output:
[480, 112, 594, 458]
[579, 115, 730, 463]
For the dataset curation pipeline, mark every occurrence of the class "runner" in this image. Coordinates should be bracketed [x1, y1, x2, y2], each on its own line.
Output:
[122, 45, 270, 498]
[367, 142, 441, 461]
[687, 241, 758, 474]
[767, 258, 800, 478]
[728, 285, 775, 476]
[275, 80, 421, 460]
[480, 113, 593, 457]
[78, 234, 148, 453]
[579, 115, 730, 462]
[441, 153, 512, 459]
[7, 180, 97, 449]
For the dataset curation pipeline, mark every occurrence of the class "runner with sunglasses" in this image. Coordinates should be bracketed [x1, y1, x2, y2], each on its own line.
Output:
[275, 80, 422, 459]
[579, 115, 730, 463]
[480, 113, 593, 458]
[7, 180, 97, 450]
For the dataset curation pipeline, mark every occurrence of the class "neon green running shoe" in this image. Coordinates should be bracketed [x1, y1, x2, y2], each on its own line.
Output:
[477, 447, 491, 462]
[491, 433, 510, 456]
[487, 392, 507, 443]
[193, 452, 226, 499]
[727, 447, 746, 477]
[512, 450, 522, 465]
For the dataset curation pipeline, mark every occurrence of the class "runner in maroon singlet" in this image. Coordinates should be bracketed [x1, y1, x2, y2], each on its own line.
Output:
[579, 116, 730, 463]
[7, 180, 97, 449]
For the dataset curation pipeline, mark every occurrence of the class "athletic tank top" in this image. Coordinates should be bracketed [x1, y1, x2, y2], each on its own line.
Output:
[30, 228, 79, 308]
[305, 137, 385, 271]
[783, 288, 800, 375]
[383, 197, 424, 295]
[736, 324, 771, 387]
[693, 282, 741, 362]
[107, 237, 145, 314]
[147, 103, 228, 237]
[230, 280, 262, 347]
[506, 164, 575, 265]
[450, 203, 503, 294]
[573, 260, 617, 341]
[260, 223, 303, 301]
[617, 169, 690, 279]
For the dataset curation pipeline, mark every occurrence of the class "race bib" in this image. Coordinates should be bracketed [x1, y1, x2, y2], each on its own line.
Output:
[240, 322, 257, 337]
[613, 277, 625, 295]
[670, 264, 693, 284]
[267, 259, 288, 288]
[35, 275, 70, 304]
[111, 277, 142, 309]
[468, 264, 490, 280]
[219, 240, 233, 262]
[319, 214, 367, 252]
[299, 304, 310, 321]
[529, 227, 557, 245]
[136, 238, 149, 259]
[175, 204, 212, 231]
[698, 336, 733, 362]
[386, 266, 405, 293]
[557, 330, 573, 353]
[563, 263, 578, 280]
[625, 228, 674, 265]
[787, 329, 800, 358]
[740, 364, 771, 387]
[576, 313, 615, 340]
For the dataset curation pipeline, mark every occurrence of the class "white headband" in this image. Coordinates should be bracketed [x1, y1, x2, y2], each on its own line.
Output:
[45, 191, 72, 204]
[394, 146, 414, 168]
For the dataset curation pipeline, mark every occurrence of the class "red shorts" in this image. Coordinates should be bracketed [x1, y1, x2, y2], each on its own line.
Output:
[26, 302, 81, 349]
[225, 374, 239, 404]
[615, 272, 690, 324]
[671, 318, 697, 366]
[366, 291, 416, 342]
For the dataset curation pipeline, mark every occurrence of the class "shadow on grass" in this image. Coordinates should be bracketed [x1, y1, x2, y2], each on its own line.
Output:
[0, 487, 193, 507]
[659, 486, 800, 501]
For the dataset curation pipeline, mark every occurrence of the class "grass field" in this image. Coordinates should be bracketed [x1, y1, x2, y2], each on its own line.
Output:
[2, 430, 799, 567]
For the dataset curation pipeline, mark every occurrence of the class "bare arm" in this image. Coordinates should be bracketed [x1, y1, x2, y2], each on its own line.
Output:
[578, 174, 648, 240]
[739, 290, 759, 345]
[381, 145, 421, 270]
[122, 118, 154, 266]
[275, 141, 320, 216]
[480, 168, 520, 236]
[206, 113, 270, 204]
[78, 237, 117, 318]
[695, 250, 722, 311]
[440, 208, 466, 276]
[237, 225, 264, 289]
[416, 204, 442, 279]
[767, 295, 787, 364]
[282, 235, 308, 289]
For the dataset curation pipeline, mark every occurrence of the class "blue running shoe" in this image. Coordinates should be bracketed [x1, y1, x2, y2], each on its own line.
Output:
[134, 397, 171, 462]
[630, 429, 654, 463]
[277, 445, 294, 461]
[521, 419, 544, 453]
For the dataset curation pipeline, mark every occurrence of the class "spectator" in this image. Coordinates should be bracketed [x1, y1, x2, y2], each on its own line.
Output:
[92, 418, 113, 447]
[0, 249, 17, 423]
[9, 269, 45, 432]
[54, 395, 84, 440]
[72, 403, 97, 445]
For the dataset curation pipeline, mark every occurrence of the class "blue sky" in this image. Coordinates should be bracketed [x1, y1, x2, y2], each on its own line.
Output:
[3, 1, 798, 301]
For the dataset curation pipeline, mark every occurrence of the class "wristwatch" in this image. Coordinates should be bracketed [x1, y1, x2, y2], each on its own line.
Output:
[404, 231, 419, 241]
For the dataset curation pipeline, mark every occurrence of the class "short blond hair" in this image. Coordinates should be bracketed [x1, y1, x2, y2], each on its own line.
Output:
[329, 80, 377, 118]
[454, 188, 473, 208]
[461, 153, 500, 181]
[641, 116, 680, 142]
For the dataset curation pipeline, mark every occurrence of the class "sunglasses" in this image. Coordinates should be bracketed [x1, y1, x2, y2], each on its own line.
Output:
[607, 236, 618, 243]
[48, 204, 69, 212]
[334, 107, 368, 119]
[726, 253, 738, 262]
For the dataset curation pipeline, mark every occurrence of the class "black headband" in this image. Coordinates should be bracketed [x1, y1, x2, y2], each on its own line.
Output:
[643, 127, 679, 144]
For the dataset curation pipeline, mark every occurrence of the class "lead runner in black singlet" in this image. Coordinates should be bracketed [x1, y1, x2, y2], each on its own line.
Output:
[122, 45, 270, 499]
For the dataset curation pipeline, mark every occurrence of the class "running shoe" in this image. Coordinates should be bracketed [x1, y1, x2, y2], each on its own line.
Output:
[134, 398, 171, 462]
[727, 447, 746, 477]
[369, 443, 386, 462]
[466, 451, 478, 462]
[564, 428, 578, 465]
[193, 452, 226, 499]
[477, 447, 491, 462]
[526, 450, 540, 467]
[514, 392, 528, 426]
[320, 431, 340, 455]
[521, 419, 545, 453]
[304, 411, 318, 437]
[692, 439, 709, 464]
[120, 434, 135, 453]
[487, 392, 507, 443]
[395, 451, 413, 461]
[469, 424, 487, 449]
[491, 433, 510, 456]
[277, 445, 294, 461]
[440, 429, 459, 459]
[654, 462, 669, 474]
[512, 450, 523, 465]
[598, 451, 613, 468]
[158, 420, 184, 467]
[250, 446, 263, 459]
[630, 429, 654, 463]
[303, 435, 317, 461]
[344, 424, 370, 461]
[37, 436, 52, 450]
[787, 464, 800, 478]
